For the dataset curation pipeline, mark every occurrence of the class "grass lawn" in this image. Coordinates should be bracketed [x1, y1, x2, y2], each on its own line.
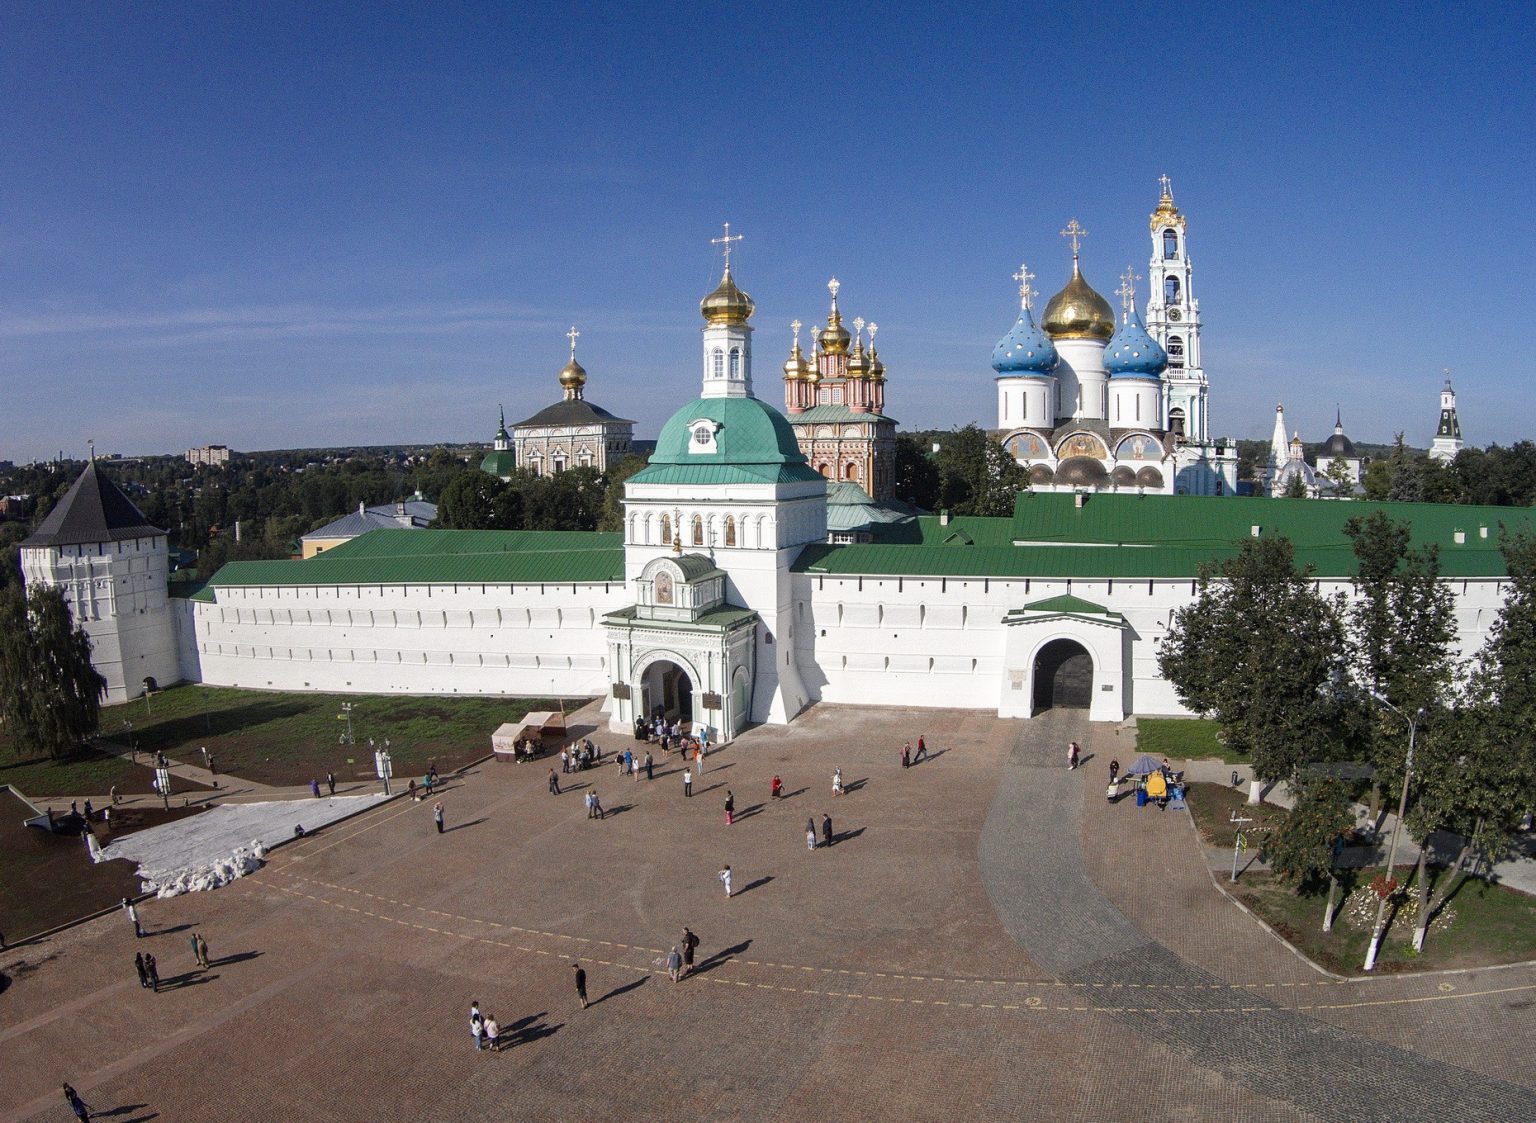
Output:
[1135, 717, 1248, 764]
[0, 747, 169, 801]
[92, 685, 588, 787]
[1233, 868, 1536, 975]
[1184, 781, 1288, 849]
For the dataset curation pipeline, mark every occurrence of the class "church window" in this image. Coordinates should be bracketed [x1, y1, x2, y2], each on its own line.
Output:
[1136, 397, 1141, 422]
[712, 349, 724, 379]
[729, 348, 741, 378]
[659, 514, 671, 544]
[692, 514, 704, 546]
[1115, 398, 1121, 422]
[1163, 228, 1178, 259]
[553, 458, 565, 473]
[845, 462, 858, 481]
[818, 462, 830, 478]
[725, 516, 736, 547]
[1165, 276, 1181, 304]
[1167, 337, 1185, 366]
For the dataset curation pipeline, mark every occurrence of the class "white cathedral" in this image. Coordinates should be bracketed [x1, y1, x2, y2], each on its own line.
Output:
[23, 186, 1521, 740]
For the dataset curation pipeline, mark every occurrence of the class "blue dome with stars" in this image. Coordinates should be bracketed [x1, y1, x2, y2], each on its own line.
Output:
[1105, 306, 1167, 379]
[991, 305, 1058, 375]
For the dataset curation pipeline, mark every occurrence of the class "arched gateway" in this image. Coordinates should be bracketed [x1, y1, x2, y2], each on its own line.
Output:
[641, 658, 694, 723]
[1032, 638, 1094, 711]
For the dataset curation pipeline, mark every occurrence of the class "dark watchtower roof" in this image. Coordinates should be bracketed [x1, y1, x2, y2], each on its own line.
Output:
[21, 461, 165, 547]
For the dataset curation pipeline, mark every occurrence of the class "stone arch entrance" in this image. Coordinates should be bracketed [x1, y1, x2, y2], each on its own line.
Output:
[641, 658, 695, 724]
[1032, 639, 1093, 711]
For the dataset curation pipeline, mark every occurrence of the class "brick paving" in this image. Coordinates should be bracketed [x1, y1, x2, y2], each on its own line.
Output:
[1, 703, 1532, 1121]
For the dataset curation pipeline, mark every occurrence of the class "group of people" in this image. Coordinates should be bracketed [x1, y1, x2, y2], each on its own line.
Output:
[633, 711, 709, 757]
[899, 736, 930, 768]
[469, 1000, 504, 1052]
[558, 739, 601, 773]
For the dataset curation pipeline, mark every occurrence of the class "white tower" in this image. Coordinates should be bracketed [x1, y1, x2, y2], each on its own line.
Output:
[699, 224, 754, 399]
[1429, 373, 1463, 463]
[20, 457, 181, 703]
[1267, 403, 1289, 484]
[1144, 176, 1208, 445]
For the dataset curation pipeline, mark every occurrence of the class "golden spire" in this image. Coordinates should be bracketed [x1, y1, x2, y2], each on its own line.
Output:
[558, 324, 587, 398]
[818, 276, 851, 354]
[700, 223, 754, 324]
[1151, 174, 1186, 232]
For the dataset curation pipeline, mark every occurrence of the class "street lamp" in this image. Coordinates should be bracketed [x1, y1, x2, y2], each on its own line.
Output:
[1362, 690, 1423, 972]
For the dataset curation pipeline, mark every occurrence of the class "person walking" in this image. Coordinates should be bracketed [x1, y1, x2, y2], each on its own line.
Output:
[1109, 758, 1120, 783]
[134, 952, 149, 989]
[310, 778, 321, 799]
[63, 1084, 91, 1123]
[433, 802, 445, 834]
[667, 945, 683, 982]
[724, 791, 735, 826]
[682, 927, 699, 975]
[572, 962, 589, 1009]
[645, 751, 654, 781]
[683, 768, 693, 797]
[549, 768, 561, 795]
[189, 932, 201, 966]
[196, 933, 210, 968]
[901, 743, 911, 769]
[424, 771, 435, 797]
[326, 771, 336, 796]
[560, 747, 569, 774]
[470, 1002, 485, 1050]
[771, 775, 782, 800]
[110, 783, 119, 805]
[585, 791, 595, 818]
[1068, 741, 1080, 771]
[718, 864, 733, 898]
[832, 769, 844, 797]
[144, 953, 159, 992]
[591, 793, 605, 821]
[483, 1013, 500, 1052]
[693, 744, 705, 775]
[822, 813, 833, 849]
[84, 798, 94, 821]
[806, 817, 817, 850]
[916, 735, 928, 763]
[123, 897, 143, 938]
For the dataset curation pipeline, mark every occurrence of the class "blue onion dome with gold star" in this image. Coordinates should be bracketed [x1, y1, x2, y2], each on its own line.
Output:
[1105, 305, 1167, 379]
[1042, 260, 1115, 341]
[992, 302, 1058, 375]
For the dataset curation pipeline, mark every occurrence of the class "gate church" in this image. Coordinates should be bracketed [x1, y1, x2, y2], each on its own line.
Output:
[26, 210, 1534, 740]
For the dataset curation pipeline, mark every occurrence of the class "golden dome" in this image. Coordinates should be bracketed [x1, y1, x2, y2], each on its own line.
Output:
[558, 357, 587, 390]
[818, 313, 850, 355]
[700, 267, 754, 324]
[870, 350, 886, 382]
[847, 341, 871, 378]
[783, 342, 811, 381]
[1041, 262, 1115, 341]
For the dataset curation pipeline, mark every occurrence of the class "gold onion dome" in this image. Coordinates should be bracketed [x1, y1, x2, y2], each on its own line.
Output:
[558, 356, 587, 389]
[783, 342, 811, 381]
[847, 341, 871, 378]
[1042, 262, 1115, 341]
[700, 267, 755, 324]
[870, 350, 886, 381]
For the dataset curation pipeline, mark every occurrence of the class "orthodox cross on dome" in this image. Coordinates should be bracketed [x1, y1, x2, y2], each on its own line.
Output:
[828, 276, 840, 303]
[1159, 173, 1173, 199]
[853, 316, 865, 346]
[711, 222, 743, 272]
[790, 318, 802, 347]
[1116, 266, 1141, 318]
[1442, 366, 1453, 390]
[566, 325, 580, 359]
[1060, 218, 1088, 259]
[867, 322, 878, 348]
[1012, 263, 1037, 310]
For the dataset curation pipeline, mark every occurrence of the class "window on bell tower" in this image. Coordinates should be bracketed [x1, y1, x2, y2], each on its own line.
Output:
[1165, 275, 1181, 304]
[1167, 336, 1185, 367]
[729, 348, 740, 378]
[1163, 228, 1178, 259]
[712, 349, 724, 379]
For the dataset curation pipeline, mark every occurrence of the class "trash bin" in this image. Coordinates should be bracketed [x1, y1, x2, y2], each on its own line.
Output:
[1135, 787, 1148, 807]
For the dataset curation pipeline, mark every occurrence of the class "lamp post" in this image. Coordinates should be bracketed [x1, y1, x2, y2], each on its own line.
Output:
[1362, 690, 1422, 973]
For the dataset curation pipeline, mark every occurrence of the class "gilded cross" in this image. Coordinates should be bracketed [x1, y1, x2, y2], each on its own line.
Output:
[1116, 266, 1141, 315]
[1158, 173, 1173, 198]
[1060, 218, 1088, 257]
[867, 322, 878, 348]
[853, 316, 865, 345]
[791, 319, 802, 347]
[1012, 263, 1037, 309]
[711, 222, 743, 270]
[566, 325, 580, 358]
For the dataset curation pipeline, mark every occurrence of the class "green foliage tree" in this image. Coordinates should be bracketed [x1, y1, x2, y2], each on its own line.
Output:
[894, 433, 941, 511]
[1282, 473, 1310, 499]
[598, 454, 650, 532]
[1322, 455, 1355, 497]
[934, 424, 1029, 517]
[1157, 536, 1346, 798]
[1264, 776, 1355, 931]
[436, 471, 508, 530]
[0, 585, 107, 760]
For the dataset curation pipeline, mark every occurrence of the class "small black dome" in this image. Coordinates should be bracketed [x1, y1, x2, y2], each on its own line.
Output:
[1322, 431, 1357, 458]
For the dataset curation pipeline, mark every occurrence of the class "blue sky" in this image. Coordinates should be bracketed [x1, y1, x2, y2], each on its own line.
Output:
[3, 1, 1533, 462]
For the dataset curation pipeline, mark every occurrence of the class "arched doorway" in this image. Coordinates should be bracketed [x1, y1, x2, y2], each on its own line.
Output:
[1033, 639, 1093, 711]
[642, 659, 694, 724]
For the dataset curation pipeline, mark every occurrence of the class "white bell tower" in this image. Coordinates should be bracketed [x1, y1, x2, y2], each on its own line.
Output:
[700, 223, 754, 399]
[1144, 176, 1207, 445]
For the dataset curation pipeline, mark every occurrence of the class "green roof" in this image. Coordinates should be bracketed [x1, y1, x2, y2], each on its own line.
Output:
[1018, 595, 1112, 615]
[632, 396, 822, 486]
[603, 604, 758, 630]
[207, 528, 624, 590]
[787, 404, 900, 426]
[625, 463, 824, 486]
[480, 448, 517, 478]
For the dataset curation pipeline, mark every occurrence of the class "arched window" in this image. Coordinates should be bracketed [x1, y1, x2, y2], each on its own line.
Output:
[1165, 275, 1181, 304]
[729, 348, 741, 378]
[642, 512, 652, 543]
[1163, 228, 1178, 259]
[818, 462, 831, 478]
[844, 462, 858, 480]
[692, 514, 704, 546]
[659, 514, 671, 544]
[1167, 336, 1185, 367]
[724, 516, 736, 547]
[712, 349, 724, 379]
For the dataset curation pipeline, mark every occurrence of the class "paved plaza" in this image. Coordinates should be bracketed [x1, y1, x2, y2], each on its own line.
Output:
[3, 704, 1534, 1122]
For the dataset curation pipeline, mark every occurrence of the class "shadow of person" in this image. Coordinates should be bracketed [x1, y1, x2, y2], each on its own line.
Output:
[593, 974, 648, 1005]
[445, 818, 489, 832]
[845, 778, 869, 793]
[691, 938, 753, 977]
[90, 1106, 151, 1119]
[736, 804, 766, 820]
[834, 827, 866, 845]
[158, 972, 219, 990]
[603, 804, 633, 817]
[210, 951, 262, 967]
[782, 788, 809, 799]
[915, 750, 946, 765]
[736, 876, 774, 896]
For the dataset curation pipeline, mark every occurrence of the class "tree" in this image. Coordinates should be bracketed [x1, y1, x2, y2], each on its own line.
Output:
[1282, 473, 1310, 499]
[1264, 775, 1355, 931]
[1157, 535, 1346, 800]
[0, 585, 107, 759]
[598, 454, 650, 532]
[933, 424, 1029, 517]
[1322, 455, 1355, 498]
[436, 471, 507, 530]
[894, 434, 941, 511]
